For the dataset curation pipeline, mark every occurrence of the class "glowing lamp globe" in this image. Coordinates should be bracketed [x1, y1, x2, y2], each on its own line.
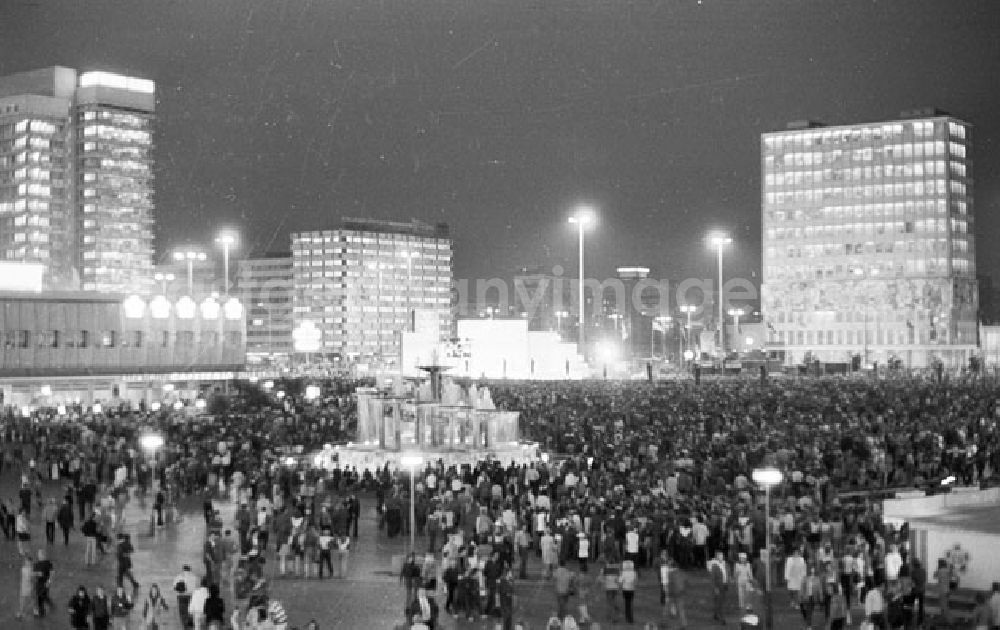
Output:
[140, 433, 164, 451]
[752, 467, 783, 487]
[400, 453, 424, 468]
[150, 295, 171, 319]
[223, 298, 243, 320]
[176, 296, 197, 319]
[200, 297, 220, 319]
[123, 295, 146, 319]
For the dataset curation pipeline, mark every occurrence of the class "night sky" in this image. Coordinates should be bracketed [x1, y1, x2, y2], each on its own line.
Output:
[3, 0, 999, 288]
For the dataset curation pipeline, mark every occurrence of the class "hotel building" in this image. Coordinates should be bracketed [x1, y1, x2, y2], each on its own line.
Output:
[0, 66, 155, 294]
[761, 110, 977, 368]
[291, 218, 452, 368]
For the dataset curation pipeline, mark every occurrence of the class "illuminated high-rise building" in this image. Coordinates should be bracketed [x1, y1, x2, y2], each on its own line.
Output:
[291, 218, 452, 367]
[761, 110, 977, 368]
[0, 66, 155, 293]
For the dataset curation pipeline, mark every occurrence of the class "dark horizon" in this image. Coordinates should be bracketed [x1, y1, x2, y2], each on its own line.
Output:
[3, 0, 999, 288]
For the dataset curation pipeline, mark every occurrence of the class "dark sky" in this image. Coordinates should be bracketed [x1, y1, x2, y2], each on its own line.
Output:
[3, 0, 999, 287]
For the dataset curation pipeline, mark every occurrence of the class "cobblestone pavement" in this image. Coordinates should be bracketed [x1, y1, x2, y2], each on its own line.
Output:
[0, 470, 835, 629]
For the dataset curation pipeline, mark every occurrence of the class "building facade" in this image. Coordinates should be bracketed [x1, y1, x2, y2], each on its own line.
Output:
[237, 254, 293, 361]
[0, 67, 155, 294]
[0, 291, 246, 405]
[761, 111, 977, 368]
[292, 218, 452, 368]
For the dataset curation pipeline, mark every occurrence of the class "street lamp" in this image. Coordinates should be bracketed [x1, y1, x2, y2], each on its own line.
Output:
[680, 304, 696, 358]
[153, 272, 175, 294]
[727, 307, 745, 355]
[854, 267, 879, 367]
[215, 231, 238, 298]
[173, 249, 207, 295]
[752, 466, 784, 630]
[568, 209, 595, 354]
[140, 432, 165, 492]
[708, 232, 732, 360]
[399, 453, 424, 553]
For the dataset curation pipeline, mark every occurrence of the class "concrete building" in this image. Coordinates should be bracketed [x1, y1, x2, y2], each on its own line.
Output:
[761, 110, 977, 368]
[0, 291, 245, 406]
[236, 253, 293, 362]
[0, 67, 155, 294]
[291, 218, 452, 370]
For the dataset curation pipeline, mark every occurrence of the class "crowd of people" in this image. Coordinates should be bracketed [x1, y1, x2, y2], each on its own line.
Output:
[3, 374, 1000, 629]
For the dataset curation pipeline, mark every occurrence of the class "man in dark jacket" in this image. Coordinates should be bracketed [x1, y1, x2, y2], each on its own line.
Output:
[57, 499, 75, 546]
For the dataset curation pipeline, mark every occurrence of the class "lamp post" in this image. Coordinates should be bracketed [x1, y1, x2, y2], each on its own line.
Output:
[399, 453, 424, 553]
[680, 304, 696, 359]
[140, 432, 165, 492]
[173, 250, 207, 295]
[153, 272, 175, 295]
[728, 307, 745, 355]
[708, 232, 732, 360]
[568, 209, 594, 354]
[752, 466, 784, 630]
[854, 267, 879, 368]
[215, 232, 237, 298]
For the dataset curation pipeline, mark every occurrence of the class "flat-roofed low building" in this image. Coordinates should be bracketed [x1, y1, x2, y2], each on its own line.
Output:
[0, 291, 246, 406]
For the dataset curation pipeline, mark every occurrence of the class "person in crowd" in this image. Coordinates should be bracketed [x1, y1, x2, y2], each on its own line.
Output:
[33, 547, 54, 617]
[173, 564, 198, 628]
[204, 583, 226, 630]
[17, 553, 34, 619]
[109, 584, 133, 630]
[141, 583, 169, 630]
[91, 585, 111, 630]
[69, 585, 92, 629]
[189, 577, 210, 630]
[619, 558, 637, 624]
[708, 550, 729, 624]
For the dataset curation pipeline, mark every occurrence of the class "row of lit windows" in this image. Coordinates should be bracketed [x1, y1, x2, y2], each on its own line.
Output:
[0, 199, 51, 214]
[79, 110, 149, 127]
[0, 151, 55, 166]
[293, 233, 448, 246]
[12, 120, 57, 135]
[774, 328, 939, 347]
[764, 160, 958, 186]
[2, 329, 240, 350]
[11, 137, 52, 150]
[768, 219, 954, 241]
[3, 247, 47, 260]
[765, 256, 970, 279]
[765, 180, 966, 205]
[766, 141, 961, 167]
[762, 121, 964, 149]
[10, 232, 49, 243]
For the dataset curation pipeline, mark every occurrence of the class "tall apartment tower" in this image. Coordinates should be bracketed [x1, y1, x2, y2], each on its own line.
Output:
[291, 218, 453, 367]
[0, 67, 155, 293]
[760, 110, 977, 369]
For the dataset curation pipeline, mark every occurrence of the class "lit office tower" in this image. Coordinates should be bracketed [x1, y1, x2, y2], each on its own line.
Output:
[761, 110, 977, 369]
[291, 218, 453, 367]
[0, 67, 155, 293]
[0, 67, 76, 287]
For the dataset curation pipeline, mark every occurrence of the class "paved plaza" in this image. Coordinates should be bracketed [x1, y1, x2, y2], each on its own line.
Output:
[0, 471, 825, 629]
